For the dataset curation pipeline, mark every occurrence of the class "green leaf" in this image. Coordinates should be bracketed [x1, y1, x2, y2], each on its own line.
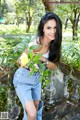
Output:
[29, 45, 40, 50]
[40, 76, 43, 82]
[28, 50, 34, 59]
[33, 53, 42, 62]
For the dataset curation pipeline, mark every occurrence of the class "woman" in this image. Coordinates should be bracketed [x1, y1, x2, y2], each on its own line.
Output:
[13, 12, 62, 120]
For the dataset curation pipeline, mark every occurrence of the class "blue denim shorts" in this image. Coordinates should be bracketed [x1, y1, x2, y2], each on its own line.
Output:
[13, 68, 41, 107]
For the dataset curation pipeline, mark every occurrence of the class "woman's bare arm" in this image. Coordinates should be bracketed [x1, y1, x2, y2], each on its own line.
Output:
[46, 61, 57, 70]
[40, 56, 57, 70]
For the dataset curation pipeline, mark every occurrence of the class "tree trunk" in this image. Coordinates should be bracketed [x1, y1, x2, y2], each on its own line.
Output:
[15, 16, 19, 26]
[0, 0, 1, 18]
[72, 24, 78, 40]
[69, 7, 80, 41]
[26, 16, 32, 33]
[72, 12, 80, 40]
[25, 11, 32, 33]
[42, 0, 55, 12]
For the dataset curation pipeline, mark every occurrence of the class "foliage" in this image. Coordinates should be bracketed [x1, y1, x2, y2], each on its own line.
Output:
[27, 48, 51, 88]
[61, 40, 80, 71]
[0, 86, 7, 111]
[55, 4, 80, 24]
[55, 4, 80, 40]
[14, 0, 45, 32]
[0, 0, 8, 18]
[0, 35, 51, 87]
[0, 36, 30, 70]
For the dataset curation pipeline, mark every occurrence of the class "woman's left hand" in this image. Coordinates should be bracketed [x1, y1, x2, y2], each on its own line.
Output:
[40, 56, 46, 62]
[34, 64, 39, 70]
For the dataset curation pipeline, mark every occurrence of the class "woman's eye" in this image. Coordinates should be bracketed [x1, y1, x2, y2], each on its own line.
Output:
[54, 27, 56, 29]
[47, 27, 51, 29]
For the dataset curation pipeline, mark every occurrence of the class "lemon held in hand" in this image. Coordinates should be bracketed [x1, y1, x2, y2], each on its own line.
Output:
[20, 53, 30, 67]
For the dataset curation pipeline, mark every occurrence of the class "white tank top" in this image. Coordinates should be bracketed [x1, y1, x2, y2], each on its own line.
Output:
[42, 51, 49, 59]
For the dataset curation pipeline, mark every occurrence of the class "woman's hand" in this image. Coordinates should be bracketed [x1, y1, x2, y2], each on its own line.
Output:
[40, 56, 46, 62]
[34, 64, 39, 70]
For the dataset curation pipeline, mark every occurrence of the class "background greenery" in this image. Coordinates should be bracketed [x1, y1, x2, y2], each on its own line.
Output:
[0, 0, 80, 119]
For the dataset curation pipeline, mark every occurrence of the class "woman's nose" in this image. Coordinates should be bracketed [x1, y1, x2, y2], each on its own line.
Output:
[51, 29, 55, 34]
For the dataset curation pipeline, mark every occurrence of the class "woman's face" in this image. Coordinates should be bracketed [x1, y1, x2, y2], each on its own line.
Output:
[43, 19, 56, 41]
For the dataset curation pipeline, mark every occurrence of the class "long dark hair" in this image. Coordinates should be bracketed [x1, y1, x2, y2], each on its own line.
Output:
[37, 12, 62, 63]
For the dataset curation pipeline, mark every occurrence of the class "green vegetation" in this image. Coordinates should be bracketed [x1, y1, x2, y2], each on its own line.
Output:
[61, 40, 80, 71]
[0, 0, 80, 117]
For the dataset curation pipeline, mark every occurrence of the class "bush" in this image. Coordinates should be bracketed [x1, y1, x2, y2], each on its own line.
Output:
[61, 40, 80, 71]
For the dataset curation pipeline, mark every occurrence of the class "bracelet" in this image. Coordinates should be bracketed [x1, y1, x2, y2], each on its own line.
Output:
[45, 59, 49, 65]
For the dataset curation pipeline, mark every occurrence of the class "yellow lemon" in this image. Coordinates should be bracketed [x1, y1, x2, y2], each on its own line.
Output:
[20, 53, 30, 66]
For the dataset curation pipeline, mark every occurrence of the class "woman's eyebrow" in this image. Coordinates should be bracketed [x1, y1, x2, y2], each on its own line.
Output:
[47, 26, 51, 28]
[47, 26, 56, 28]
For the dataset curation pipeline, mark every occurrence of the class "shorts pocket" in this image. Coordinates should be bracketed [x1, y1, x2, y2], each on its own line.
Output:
[13, 68, 34, 84]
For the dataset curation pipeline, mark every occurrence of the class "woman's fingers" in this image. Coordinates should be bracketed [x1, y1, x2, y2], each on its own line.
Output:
[34, 64, 39, 69]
